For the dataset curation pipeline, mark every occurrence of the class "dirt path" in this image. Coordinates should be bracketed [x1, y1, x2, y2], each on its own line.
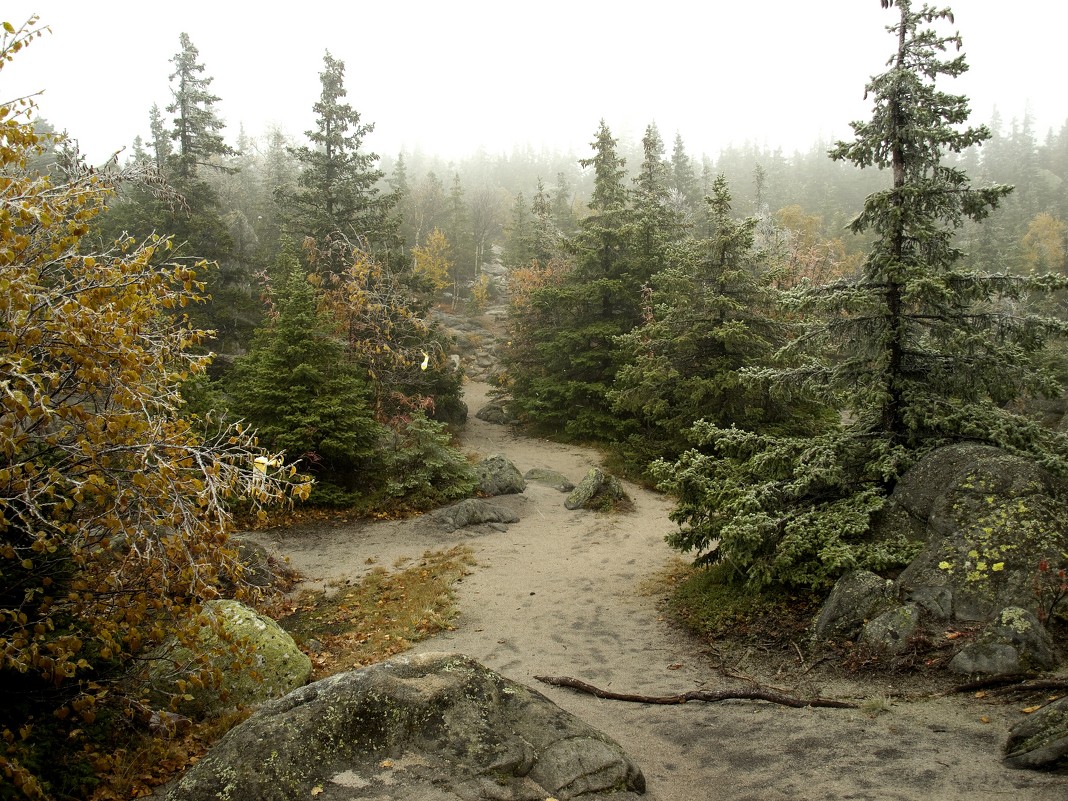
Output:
[252, 381, 1067, 801]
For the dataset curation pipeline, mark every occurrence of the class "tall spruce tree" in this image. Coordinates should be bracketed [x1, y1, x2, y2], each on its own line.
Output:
[551, 171, 576, 237]
[629, 123, 684, 285]
[669, 132, 703, 225]
[529, 178, 563, 265]
[288, 51, 399, 264]
[612, 176, 815, 470]
[167, 33, 234, 179]
[653, 0, 1068, 589]
[506, 121, 639, 440]
[502, 191, 533, 268]
[157, 34, 254, 352]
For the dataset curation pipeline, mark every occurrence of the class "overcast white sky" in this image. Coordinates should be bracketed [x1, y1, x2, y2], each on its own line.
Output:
[3, 1, 1065, 165]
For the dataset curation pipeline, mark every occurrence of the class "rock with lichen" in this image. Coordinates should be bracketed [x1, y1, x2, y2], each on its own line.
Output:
[811, 570, 896, 643]
[949, 607, 1060, 675]
[430, 497, 521, 532]
[564, 468, 630, 512]
[150, 599, 312, 719]
[164, 652, 646, 801]
[1004, 696, 1068, 770]
[860, 603, 923, 656]
[524, 467, 575, 493]
[886, 443, 1068, 622]
[474, 454, 526, 496]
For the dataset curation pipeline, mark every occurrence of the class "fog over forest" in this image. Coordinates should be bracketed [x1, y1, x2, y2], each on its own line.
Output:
[3, 0, 1066, 165]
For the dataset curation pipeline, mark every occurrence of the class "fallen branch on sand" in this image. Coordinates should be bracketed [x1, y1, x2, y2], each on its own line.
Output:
[533, 674, 858, 709]
[949, 674, 1068, 696]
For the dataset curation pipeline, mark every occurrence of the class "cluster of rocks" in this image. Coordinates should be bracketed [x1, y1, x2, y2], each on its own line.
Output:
[154, 433, 646, 796]
[433, 308, 507, 383]
[813, 444, 1067, 671]
[812, 442, 1068, 770]
[427, 443, 631, 536]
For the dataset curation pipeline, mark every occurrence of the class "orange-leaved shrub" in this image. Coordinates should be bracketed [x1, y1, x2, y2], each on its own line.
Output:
[0, 17, 309, 799]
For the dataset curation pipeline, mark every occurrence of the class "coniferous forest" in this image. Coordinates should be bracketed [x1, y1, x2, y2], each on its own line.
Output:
[3, 2, 1068, 797]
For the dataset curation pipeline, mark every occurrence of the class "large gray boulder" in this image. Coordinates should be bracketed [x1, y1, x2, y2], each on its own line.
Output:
[888, 443, 1068, 622]
[165, 652, 646, 801]
[151, 599, 312, 718]
[431, 498, 521, 532]
[1004, 696, 1068, 770]
[474, 454, 526, 496]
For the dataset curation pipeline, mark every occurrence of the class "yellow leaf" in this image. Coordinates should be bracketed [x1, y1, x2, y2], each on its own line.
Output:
[1022, 705, 1043, 714]
[310, 785, 323, 796]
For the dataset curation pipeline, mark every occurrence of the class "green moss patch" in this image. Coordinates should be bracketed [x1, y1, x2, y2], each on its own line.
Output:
[668, 563, 822, 645]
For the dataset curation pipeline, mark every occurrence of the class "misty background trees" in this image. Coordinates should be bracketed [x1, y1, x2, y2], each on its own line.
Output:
[40, 12, 1068, 560]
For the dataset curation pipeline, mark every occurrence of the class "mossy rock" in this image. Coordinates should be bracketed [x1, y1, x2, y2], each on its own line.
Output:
[811, 570, 895, 643]
[564, 468, 630, 511]
[949, 607, 1059, 675]
[1004, 696, 1068, 770]
[165, 652, 645, 801]
[524, 467, 575, 493]
[860, 603, 923, 656]
[474, 454, 526, 496]
[893, 445, 1068, 622]
[151, 599, 311, 719]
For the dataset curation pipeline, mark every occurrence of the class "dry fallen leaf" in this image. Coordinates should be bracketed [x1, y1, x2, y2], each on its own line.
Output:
[311, 785, 324, 796]
[667, 663, 683, 670]
[379, 759, 394, 769]
[974, 691, 987, 699]
[1022, 705, 1043, 714]
[979, 715, 991, 724]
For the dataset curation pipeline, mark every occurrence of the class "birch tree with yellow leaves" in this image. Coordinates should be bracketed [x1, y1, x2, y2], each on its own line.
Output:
[0, 18, 308, 799]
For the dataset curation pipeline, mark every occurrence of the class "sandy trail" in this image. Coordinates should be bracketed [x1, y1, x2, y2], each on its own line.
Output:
[251, 381, 1067, 801]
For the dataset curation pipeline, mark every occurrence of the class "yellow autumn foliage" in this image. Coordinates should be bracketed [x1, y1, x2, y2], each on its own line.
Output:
[0, 17, 309, 798]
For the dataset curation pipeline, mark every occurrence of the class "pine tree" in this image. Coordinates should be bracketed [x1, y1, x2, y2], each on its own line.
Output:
[502, 191, 533, 268]
[287, 51, 399, 264]
[148, 103, 172, 169]
[228, 243, 384, 504]
[612, 176, 813, 469]
[444, 173, 476, 285]
[167, 32, 234, 179]
[669, 132, 703, 225]
[629, 123, 684, 285]
[506, 121, 640, 440]
[530, 177, 563, 265]
[653, 0, 1068, 589]
[551, 171, 576, 236]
